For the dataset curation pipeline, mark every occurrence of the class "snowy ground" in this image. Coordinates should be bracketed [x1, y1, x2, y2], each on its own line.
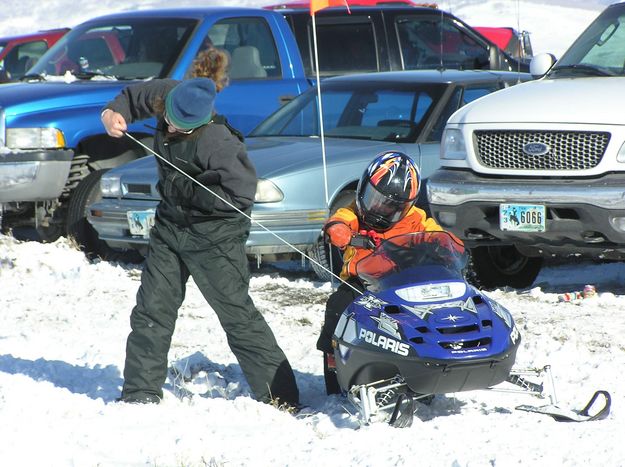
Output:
[1, 0, 624, 465]
[1, 233, 623, 466]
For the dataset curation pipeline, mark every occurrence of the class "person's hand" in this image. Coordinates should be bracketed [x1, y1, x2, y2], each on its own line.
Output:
[101, 109, 127, 138]
[326, 223, 353, 248]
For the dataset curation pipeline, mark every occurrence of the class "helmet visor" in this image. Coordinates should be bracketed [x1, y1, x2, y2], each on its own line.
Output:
[360, 183, 413, 230]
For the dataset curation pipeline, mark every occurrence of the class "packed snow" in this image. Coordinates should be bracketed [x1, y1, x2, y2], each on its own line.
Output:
[1, 0, 624, 466]
[1, 232, 624, 466]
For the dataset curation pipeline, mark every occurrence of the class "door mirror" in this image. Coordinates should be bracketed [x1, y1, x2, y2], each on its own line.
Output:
[530, 53, 556, 78]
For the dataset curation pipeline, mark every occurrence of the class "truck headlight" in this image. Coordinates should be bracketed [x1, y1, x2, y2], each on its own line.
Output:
[255, 179, 283, 203]
[5, 128, 65, 149]
[441, 128, 467, 160]
[616, 141, 625, 163]
[100, 173, 122, 197]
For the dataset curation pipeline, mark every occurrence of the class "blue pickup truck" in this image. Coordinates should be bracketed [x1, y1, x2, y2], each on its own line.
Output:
[0, 3, 522, 256]
[0, 7, 310, 249]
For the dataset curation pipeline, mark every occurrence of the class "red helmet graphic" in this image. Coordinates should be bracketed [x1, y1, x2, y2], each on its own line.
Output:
[356, 151, 421, 230]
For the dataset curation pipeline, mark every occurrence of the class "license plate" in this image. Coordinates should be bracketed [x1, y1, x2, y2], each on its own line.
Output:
[127, 210, 155, 237]
[500, 204, 546, 232]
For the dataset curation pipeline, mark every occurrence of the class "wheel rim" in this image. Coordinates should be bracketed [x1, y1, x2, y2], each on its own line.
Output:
[486, 245, 529, 275]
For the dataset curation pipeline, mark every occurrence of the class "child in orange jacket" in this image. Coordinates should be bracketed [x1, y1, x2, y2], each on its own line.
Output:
[316, 151, 463, 394]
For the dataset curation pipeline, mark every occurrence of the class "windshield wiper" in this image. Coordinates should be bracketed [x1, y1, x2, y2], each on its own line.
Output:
[550, 64, 615, 77]
[72, 70, 118, 80]
[19, 73, 46, 82]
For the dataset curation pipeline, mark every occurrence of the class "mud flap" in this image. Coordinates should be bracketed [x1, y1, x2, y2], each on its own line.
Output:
[516, 390, 611, 422]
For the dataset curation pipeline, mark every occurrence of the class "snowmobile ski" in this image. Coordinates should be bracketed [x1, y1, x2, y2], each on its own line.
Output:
[516, 390, 611, 422]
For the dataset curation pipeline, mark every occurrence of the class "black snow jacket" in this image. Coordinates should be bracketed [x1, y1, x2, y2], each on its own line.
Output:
[104, 79, 257, 225]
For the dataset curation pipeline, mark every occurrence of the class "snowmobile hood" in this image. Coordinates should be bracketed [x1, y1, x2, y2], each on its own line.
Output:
[352, 284, 518, 362]
[449, 76, 625, 126]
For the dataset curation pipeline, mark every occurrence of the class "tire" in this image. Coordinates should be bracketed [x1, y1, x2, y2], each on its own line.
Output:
[36, 218, 66, 243]
[66, 169, 114, 260]
[310, 237, 344, 282]
[469, 245, 543, 289]
[310, 190, 355, 281]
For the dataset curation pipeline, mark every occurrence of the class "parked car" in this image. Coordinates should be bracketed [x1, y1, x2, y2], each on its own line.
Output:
[427, 2, 625, 289]
[87, 69, 529, 278]
[0, 28, 68, 82]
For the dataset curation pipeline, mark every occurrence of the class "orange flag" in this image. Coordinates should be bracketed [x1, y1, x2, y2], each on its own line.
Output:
[310, 0, 350, 15]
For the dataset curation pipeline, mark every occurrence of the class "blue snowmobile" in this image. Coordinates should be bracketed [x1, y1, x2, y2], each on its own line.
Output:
[330, 231, 609, 426]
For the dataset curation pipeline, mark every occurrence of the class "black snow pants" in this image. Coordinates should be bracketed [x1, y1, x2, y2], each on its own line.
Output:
[121, 215, 299, 405]
[316, 277, 364, 354]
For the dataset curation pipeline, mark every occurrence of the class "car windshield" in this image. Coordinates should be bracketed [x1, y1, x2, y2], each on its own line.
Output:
[28, 17, 197, 80]
[250, 81, 446, 143]
[550, 5, 625, 77]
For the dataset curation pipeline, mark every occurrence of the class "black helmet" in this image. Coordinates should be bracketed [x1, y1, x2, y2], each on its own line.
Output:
[356, 151, 421, 231]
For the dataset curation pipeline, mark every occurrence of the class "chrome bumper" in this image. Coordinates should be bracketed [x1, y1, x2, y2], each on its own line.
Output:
[427, 169, 625, 209]
[426, 169, 625, 256]
[0, 150, 73, 202]
[88, 198, 328, 255]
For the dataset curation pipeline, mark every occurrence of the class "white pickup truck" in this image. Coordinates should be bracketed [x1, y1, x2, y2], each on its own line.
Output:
[427, 2, 625, 288]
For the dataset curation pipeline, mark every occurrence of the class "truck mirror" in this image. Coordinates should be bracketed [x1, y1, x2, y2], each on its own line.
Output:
[529, 53, 556, 78]
[488, 45, 502, 70]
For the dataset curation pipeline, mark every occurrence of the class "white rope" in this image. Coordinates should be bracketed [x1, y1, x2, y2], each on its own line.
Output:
[123, 132, 362, 295]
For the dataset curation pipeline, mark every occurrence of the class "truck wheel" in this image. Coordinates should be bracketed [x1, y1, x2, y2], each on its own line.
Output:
[66, 169, 113, 260]
[36, 215, 66, 243]
[469, 245, 542, 289]
[310, 190, 355, 281]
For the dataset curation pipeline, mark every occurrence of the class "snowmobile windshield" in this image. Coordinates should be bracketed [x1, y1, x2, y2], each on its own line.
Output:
[356, 231, 467, 292]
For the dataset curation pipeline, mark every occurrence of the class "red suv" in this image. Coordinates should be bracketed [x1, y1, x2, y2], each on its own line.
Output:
[0, 28, 69, 82]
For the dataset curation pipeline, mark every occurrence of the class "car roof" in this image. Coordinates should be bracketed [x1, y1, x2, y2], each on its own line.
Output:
[79, 7, 277, 23]
[321, 69, 529, 85]
[0, 28, 69, 43]
[266, 0, 438, 11]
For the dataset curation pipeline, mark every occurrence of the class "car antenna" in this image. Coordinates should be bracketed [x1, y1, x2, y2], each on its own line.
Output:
[439, 5, 444, 70]
[516, 0, 522, 78]
[123, 131, 363, 295]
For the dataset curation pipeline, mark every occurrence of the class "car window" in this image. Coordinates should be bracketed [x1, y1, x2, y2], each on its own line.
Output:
[427, 83, 501, 142]
[0, 40, 49, 79]
[310, 19, 378, 75]
[396, 15, 490, 70]
[251, 82, 445, 143]
[201, 17, 281, 79]
[463, 86, 498, 103]
[358, 90, 433, 127]
[30, 18, 197, 79]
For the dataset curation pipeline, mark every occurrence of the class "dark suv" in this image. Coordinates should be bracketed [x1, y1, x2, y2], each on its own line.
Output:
[268, 1, 529, 76]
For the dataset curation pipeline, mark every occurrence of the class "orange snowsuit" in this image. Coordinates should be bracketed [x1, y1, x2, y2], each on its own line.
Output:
[326, 203, 459, 280]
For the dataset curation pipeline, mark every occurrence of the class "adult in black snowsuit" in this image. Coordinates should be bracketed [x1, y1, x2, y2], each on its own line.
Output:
[101, 77, 299, 406]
